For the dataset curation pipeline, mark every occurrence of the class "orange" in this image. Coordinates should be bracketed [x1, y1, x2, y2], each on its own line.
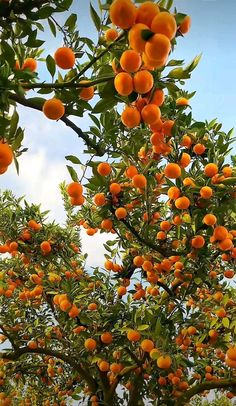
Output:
[226, 357, 236, 368]
[94, 193, 106, 206]
[200, 186, 213, 199]
[176, 97, 189, 106]
[120, 50, 142, 73]
[151, 12, 177, 40]
[157, 355, 172, 369]
[145, 33, 171, 61]
[54, 47, 75, 69]
[142, 52, 167, 69]
[27, 341, 38, 349]
[160, 220, 172, 231]
[140, 339, 154, 352]
[67, 182, 83, 198]
[121, 106, 141, 128]
[43, 98, 65, 120]
[141, 104, 161, 125]
[179, 16, 191, 35]
[109, 183, 121, 195]
[142, 260, 153, 272]
[167, 187, 180, 201]
[191, 235, 205, 249]
[133, 70, 154, 94]
[204, 163, 218, 177]
[0, 142, 13, 167]
[28, 219, 42, 231]
[187, 326, 197, 335]
[213, 226, 228, 241]
[105, 28, 119, 42]
[128, 23, 149, 53]
[175, 196, 190, 210]
[132, 174, 147, 189]
[193, 143, 206, 155]
[179, 152, 191, 168]
[97, 162, 111, 176]
[0, 166, 8, 174]
[135, 1, 160, 27]
[117, 286, 127, 296]
[219, 239, 233, 251]
[114, 72, 133, 96]
[40, 241, 51, 254]
[222, 166, 232, 177]
[164, 163, 181, 179]
[88, 303, 98, 311]
[101, 332, 113, 344]
[101, 219, 113, 231]
[133, 256, 144, 267]
[110, 363, 122, 374]
[226, 346, 236, 361]
[79, 80, 94, 101]
[84, 338, 97, 351]
[127, 329, 141, 342]
[183, 177, 195, 187]
[99, 360, 110, 372]
[215, 308, 226, 318]
[162, 120, 175, 137]
[109, 0, 137, 29]
[126, 165, 138, 178]
[150, 131, 164, 145]
[115, 207, 127, 219]
[203, 214, 217, 226]
[151, 89, 165, 106]
[60, 299, 72, 311]
[70, 195, 85, 206]
[22, 58, 37, 72]
[181, 134, 192, 148]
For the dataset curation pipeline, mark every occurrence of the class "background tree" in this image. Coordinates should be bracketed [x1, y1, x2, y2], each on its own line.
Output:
[0, 0, 236, 405]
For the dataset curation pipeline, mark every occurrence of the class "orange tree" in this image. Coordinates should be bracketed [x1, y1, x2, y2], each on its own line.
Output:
[0, 0, 236, 405]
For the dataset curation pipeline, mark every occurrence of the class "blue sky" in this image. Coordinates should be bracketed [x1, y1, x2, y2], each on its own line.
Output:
[1, 0, 236, 265]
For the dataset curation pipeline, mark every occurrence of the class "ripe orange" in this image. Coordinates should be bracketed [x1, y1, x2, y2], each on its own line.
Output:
[142, 52, 167, 69]
[22, 58, 37, 72]
[167, 187, 180, 200]
[79, 80, 94, 101]
[97, 162, 111, 176]
[179, 152, 191, 168]
[101, 332, 113, 344]
[164, 163, 181, 179]
[99, 360, 110, 372]
[121, 106, 141, 128]
[43, 98, 65, 120]
[109, 183, 121, 195]
[110, 363, 122, 374]
[141, 104, 161, 125]
[200, 186, 213, 199]
[109, 0, 137, 29]
[0, 166, 8, 174]
[215, 308, 226, 318]
[127, 329, 141, 342]
[70, 195, 85, 206]
[117, 286, 127, 296]
[191, 235, 205, 249]
[120, 50, 142, 73]
[175, 196, 190, 210]
[204, 163, 218, 178]
[179, 15, 191, 35]
[140, 339, 154, 352]
[133, 70, 154, 94]
[128, 23, 149, 53]
[145, 33, 171, 61]
[104, 28, 119, 42]
[162, 120, 175, 137]
[60, 299, 72, 312]
[84, 338, 97, 351]
[101, 219, 113, 231]
[160, 220, 172, 231]
[54, 47, 75, 69]
[226, 346, 236, 361]
[88, 303, 98, 311]
[68, 304, 80, 318]
[193, 143, 206, 155]
[213, 226, 228, 241]
[115, 207, 127, 219]
[40, 241, 52, 254]
[135, 1, 160, 27]
[114, 72, 133, 96]
[151, 12, 177, 40]
[126, 165, 138, 178]
[0, 142, 13, 167]
[151, 89, 165, 106]
[176, 97, 189, 106]
[67, 182, 83, 198]
[181, 134, 192, 148]
[183, 177, 195, 187]
[94, 193, 106, 206]
[132, 174, 147, 188]
[133, 255, 144, 267]
[27, 341, 38, 349]
[222, 166, 232, 177]
[203, 214, 217, 226]
[219, 238, 233, 251]
[157, 355, 172, 369]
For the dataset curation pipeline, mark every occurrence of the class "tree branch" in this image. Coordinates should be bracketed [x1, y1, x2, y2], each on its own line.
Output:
[9, 93, 104, 156]
[0, 324, 17, 349]
[0, 0, 49, 18]
[21, 75, 114, 90]
[175, 378, 236, 406]
[2, 346, 98, 393]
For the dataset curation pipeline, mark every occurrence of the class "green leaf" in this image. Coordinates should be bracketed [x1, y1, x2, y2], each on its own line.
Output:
[175, 13, 187, 26]
[90, 3, 101, 31]
[93, 98, 116, 114]
[137, 324, 149, 331]
[168, 68, 190, 79]
[27, 97, 45, 108]
[141, 29, 154, 41]
[46, 55, 56, 77]
[65, 13, 77, 30]
[11, 128, 24, 151]
[9, 110, 19, 138]
[1, 41, 15, 67]
[222, 317, 230, 329]
[66, 165, 78, 182]
[167, 59, 184, 67]
[65, 155, 81, 164]
[185, 54, 202, 73]
[48, 18, 56, 37]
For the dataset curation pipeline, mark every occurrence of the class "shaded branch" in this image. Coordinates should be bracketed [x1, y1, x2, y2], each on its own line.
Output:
[9, 93, 104, 156]
[22, 75, 114, 90]
[2, 346, 98, 393]
[0, 324, 17, 349]
[175, 378, 236, 406]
